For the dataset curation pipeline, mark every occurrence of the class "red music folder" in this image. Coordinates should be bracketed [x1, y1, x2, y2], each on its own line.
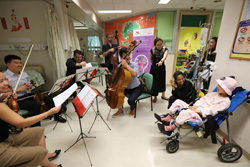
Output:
[72, 84, 98, 117]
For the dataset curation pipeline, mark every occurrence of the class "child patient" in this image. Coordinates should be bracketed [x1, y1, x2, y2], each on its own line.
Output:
[155, 77, 237, 135]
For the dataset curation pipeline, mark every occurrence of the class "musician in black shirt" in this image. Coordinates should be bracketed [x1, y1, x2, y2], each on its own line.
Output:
[66, 50, 86, 76]
[102, 34, 119, 71]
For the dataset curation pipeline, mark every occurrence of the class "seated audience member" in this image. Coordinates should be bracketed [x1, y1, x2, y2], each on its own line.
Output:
[0, 72, 62, 167]
[156, 77, 237, 135]
[3, 55, 66, 123]
[168, 71, 196, 108]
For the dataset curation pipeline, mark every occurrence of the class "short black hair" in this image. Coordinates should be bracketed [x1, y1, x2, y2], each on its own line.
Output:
[106, 33, 113, 38]
[73, 50, 83, 56]
[154, 37, 163, 46]
[173, 71, 185, 81]
[4, 55, 21, 64]
[119, 47, 128, 57]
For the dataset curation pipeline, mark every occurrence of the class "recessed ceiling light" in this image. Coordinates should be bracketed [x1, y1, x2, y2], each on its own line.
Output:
[97, 10, 132, 14]
[158, 0, 171, 4]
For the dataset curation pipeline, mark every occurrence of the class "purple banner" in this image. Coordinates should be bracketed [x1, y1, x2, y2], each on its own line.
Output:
[132, 28, 154, 74]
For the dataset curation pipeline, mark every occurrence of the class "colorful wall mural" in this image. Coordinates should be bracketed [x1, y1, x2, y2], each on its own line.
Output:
[104, 12, 156, 47]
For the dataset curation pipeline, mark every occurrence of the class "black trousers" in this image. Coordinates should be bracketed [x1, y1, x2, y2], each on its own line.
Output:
[168, 96, 177, 109]
[17, 99, 41, 127]
[124, 85, 142, 110]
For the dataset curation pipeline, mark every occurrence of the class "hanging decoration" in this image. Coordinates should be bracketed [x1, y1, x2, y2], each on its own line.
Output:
[10, 9, 22, 32]
[23, 17, 30, 29]
[193, 33, 197, 39]
[1, 17, 7, 30]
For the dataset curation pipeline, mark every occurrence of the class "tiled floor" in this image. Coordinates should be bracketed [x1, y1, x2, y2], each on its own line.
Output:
[42, 78, 250, 167]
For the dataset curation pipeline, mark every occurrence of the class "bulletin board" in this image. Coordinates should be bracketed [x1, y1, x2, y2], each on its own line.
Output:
[230, 0, 250, 60]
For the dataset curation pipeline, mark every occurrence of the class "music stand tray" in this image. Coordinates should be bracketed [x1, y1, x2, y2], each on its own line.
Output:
[76, 67, 98, 84]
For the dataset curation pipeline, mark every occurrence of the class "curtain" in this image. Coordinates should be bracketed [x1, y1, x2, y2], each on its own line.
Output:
[46, 4, 67, 79]
[68, 18, 80, 51]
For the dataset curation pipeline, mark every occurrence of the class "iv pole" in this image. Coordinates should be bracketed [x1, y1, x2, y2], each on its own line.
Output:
[193, 22, 215, 96]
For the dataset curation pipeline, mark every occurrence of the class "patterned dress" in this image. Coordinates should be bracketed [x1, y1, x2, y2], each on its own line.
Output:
[150, 47, 168, 96]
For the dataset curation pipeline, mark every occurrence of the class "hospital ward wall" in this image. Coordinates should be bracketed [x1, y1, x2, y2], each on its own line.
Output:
[209, 0, 250, 158]
[0, 1, 56, 91]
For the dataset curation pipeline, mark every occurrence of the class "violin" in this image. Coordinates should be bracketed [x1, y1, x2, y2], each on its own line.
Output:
[7, 86, 19, 113]
[7, 86, 23, 133]
[30, 80, 48, 113]
[106, 40, 138, 109]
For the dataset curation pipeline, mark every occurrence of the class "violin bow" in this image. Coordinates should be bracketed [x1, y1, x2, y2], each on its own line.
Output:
[12, 44, 34, 95]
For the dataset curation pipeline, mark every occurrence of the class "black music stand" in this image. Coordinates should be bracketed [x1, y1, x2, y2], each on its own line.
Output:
[88, 88, 111, 134]
[64, 84, 97, 166]
[49, 75, 75, 131]
[76, 67, 98, 85]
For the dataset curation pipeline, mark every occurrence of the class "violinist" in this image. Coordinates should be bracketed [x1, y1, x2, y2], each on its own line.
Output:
[4, 55, 66, 123]
[65, 49, 86, 94]
[112, 48, 142, 118]
[102, 33, 120, 72]
[66, 49, 86, 77]
[4, 55, 41, 126]
[0, 72, 62, 167]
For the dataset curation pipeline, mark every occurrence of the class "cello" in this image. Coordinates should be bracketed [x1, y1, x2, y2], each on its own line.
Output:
[109, 29, 120, 72]
[106, 40, 137, 109]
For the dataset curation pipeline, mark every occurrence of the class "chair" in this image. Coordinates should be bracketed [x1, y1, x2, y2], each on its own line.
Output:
[90, 62, 103, 85]
[18, 109, 30, 117]
[126, 72, 153, 118]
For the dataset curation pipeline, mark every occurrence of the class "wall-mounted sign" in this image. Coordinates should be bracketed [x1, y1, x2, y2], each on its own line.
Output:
[230, 0, 250, 60]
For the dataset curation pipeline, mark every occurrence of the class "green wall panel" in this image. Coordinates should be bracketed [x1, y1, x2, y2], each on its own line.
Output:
[212, 12, 223, 37]
[156, 12, 175, 40]
[181, 15, 207, 27]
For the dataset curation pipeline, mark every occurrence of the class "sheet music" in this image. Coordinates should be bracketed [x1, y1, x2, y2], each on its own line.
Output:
[53, 83, 77, 107]
[76, 84, 98, 109]
[76, 67, 98, 81]
[82, 63, 92, 68]
[49, 74, 75, 94]
[72, 84, 98, 117]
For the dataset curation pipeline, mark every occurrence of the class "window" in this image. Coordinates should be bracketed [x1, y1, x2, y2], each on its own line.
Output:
[88, 36, 101, 51]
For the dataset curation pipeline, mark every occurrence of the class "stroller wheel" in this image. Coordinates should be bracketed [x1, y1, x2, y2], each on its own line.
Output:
[166, 141, 179, 153]
[217, 143, 242, 162]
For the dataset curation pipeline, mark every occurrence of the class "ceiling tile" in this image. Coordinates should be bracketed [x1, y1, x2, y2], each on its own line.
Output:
[92, 4, 115, 10]
[86, 0, 113, 4]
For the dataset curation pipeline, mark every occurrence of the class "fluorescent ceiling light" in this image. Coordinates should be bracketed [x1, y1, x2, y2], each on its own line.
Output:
[74, 27, 88, 30]
[158, 0, 170, 4]
[97, 10, 132, 14]
[73, 22, 85, 26]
